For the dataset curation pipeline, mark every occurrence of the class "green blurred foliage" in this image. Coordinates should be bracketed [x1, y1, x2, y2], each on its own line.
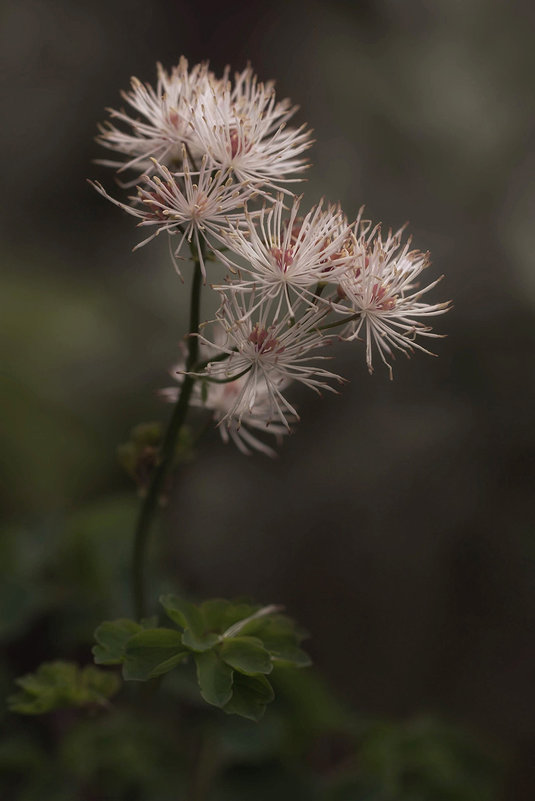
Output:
[1, 490, 504, 799]
[0, 270, 123, 516]
[0, 259, 506, 795]
[7, 661, 120, 714]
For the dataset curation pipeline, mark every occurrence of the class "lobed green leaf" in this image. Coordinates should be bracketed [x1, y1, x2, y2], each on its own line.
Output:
[199, 598, 233, 631]
[160, 594, 205, 635]
[223, 674, 275, 722]
[220, 636, 273, 676]
[268, 643, 312, 668]
[123, 629, 188, 681]
[92, 618, 142, 665]
[181, 629, 220, 653]
[194, 650, 234, 708]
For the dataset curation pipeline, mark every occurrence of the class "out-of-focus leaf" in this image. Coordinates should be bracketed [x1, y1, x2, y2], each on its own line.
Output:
[57, 707, 188, 800]
[356, 717, 503, 801]
[8, 662, 120, 715]
[273, 668, 352, 735]
[266, 642, 312, 668]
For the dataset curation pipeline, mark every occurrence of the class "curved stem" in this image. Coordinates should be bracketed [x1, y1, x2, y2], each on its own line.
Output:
[200, 365, 251, 385]
[193, 347, 237, 373]
[318, 311, 360, 333]
[132, 260, 203, 619]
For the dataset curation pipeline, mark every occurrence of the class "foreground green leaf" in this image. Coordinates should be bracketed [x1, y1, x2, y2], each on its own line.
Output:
[160, 594, 205, 635]
[199, 598, 233, 631]
[263, 641, 312, 667]
[120, 594, 314, 718]
[195, 650, 234, 707]
[123, 629, 188, 681]
[241, 614, 312, 667]
[92, 618, 142, 665]
[182, 628, 220, 652]
[223, 674, 275, 722]
[220, 636, 273, 676]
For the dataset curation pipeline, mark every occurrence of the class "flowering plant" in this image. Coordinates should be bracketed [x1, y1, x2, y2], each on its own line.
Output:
[92, 59, 447, 452]
[8, 56, 450, 788]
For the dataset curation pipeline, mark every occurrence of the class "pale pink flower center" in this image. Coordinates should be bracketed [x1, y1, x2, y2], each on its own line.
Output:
[229, 127, 250, 159]
[167, 110, 183, 130]
[191, 192, 209, 218]
[142, 187, 173, 220]
[371, 282, 397, 311]
[354, 254, 370, 279]
[270, 247, 294, 273]
[248, 324, 284, 354]
[319, 235, 354, 273]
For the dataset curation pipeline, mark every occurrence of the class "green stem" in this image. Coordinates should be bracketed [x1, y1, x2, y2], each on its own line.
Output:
[318, 311, 360, 333]
[201, 365, 251, 384]
[193, 347, 237, 372]
[313, 281, 326, 300]
[132, 260, 203, 619]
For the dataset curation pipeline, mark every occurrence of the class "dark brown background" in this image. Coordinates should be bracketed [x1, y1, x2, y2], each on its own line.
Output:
[1, 0, 534, 794]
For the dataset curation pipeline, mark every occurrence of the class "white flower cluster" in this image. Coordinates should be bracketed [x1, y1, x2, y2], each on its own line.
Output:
[93, 57, 449, 455]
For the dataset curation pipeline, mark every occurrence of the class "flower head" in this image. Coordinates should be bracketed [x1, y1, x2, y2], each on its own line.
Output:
[96, 58, 312, 194]
[193, 290, 343, 428]
[185, 65, 312, 191]
[90, 152, 256, 279]
[162, 332, 295, 457]
[336, 222, 450, 377]
[96, 57, 216, 180]
[215, 195, 353, 317]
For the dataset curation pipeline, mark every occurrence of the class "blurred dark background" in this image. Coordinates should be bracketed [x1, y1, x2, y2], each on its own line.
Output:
[1, 0, 534, 798]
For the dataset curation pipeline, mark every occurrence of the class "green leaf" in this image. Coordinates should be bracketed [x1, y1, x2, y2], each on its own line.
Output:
[82, 665, 121, 699]
[223, 674, 275, 722]
[92, 618, 142, 665]
[222, 604, 284, 638]
[268, 642, 312, 668]
[140, 615, 159, 629]
[123, 629, 188, 681]
[199, 598, 233, 631]
[182, 629, 220, 652]
[8, 661, 120, 715]
[159, 594, 205, 635]
[220, 636, 273, 676]
[195, 650, 234, 707]
[239, 612, 296, 639]
[238, 613, 311, 667]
